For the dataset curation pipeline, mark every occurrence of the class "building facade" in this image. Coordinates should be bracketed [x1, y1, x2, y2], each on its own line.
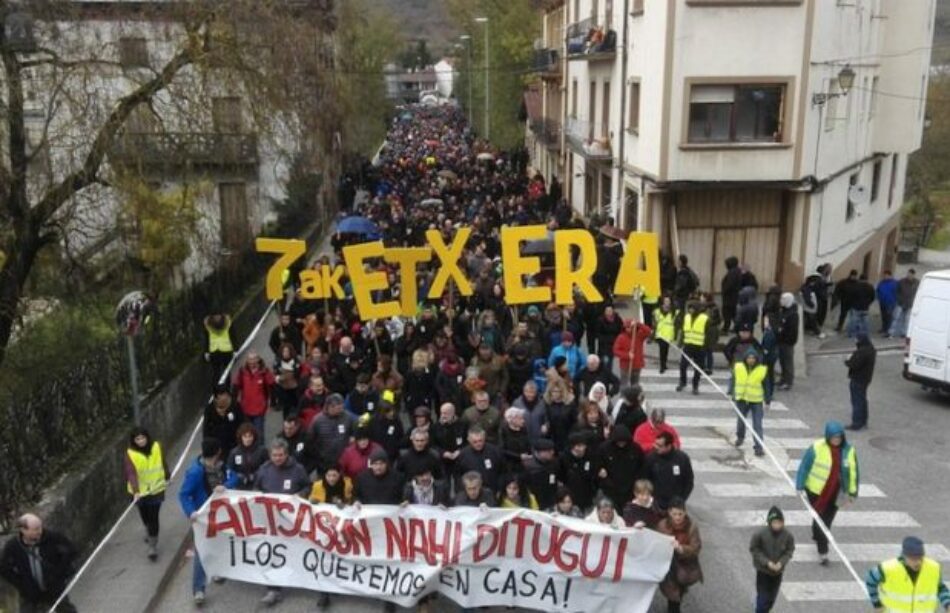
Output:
[6, 1, 341, 284]
[527, 0, 935, 290]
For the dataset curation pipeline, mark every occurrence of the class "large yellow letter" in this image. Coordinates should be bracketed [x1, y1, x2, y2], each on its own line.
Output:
[321, 265, 346, 300]
[554, 229, 603, 304]
[256, 238, 306, 300]
[426, 228, 473, 298]
[342, 242, 399, 320]
[614, 232, 661, 297]
[299, 269, 324, 299]
[500, 225, 552, 305]
[385, 248, 433, 316]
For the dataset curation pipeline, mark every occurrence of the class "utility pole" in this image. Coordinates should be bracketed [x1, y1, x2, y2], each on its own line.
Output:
[476, 17, 490, 140]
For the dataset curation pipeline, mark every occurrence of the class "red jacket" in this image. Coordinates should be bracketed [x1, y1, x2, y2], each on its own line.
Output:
[613, 322, 653, 371]
[232, 366, 275, 417]
[633, 420, 681, 453]
[338, 441, 384, 480]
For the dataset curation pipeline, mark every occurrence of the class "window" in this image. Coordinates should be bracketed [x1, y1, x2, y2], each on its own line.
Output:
[119, 37, 149, 68]
[219, 183, 250, 251]
[687, 84, 784, 144]
[624, 188, 639, 231]
[605, 0, 613, 29]
[632, 0, 644, 16]
[571, 80, 578, 118]
[846, 172, 859, 221]
[871, 159, 883, 203]
[212, 97, 242, 133]
[869, 76, 879, 119]
[627, 81, 640, 132]
[888, 154, 899, 208]
[602, 81, 610, 138]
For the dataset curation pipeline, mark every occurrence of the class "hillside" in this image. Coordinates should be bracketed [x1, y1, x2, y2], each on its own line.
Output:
[374, 0, 460, 54]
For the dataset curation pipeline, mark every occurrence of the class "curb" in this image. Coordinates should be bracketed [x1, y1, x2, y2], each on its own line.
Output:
[144, 529, 194, 613]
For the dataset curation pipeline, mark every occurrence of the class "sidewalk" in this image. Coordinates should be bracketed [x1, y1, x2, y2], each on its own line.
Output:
[67, 223, 340, 613]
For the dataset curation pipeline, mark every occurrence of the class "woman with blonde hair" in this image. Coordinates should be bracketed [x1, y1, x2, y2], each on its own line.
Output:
[403, 348, 436, 414]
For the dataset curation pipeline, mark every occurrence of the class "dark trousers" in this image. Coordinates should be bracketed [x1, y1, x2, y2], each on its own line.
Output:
[836, 304, 850, 330]
[658, 339, 670, 372]
[137, 499, 162, 537]
[679, 346, 705, 390]
[807, 492, 839, 555]
[804, 312, 821, 335]
[816, 297, 829, 328]
[880, 304, 894, 334]
[849, 379, 869, 427]
[643, 305, 654, 330]
[208, 351, 233, 387]
[777, 344, 794, 387]
[722, 303, 736, 333]
[755, 572, 783, 613]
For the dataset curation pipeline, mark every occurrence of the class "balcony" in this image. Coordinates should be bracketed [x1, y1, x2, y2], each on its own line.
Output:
[529, 118, 562, 149]
[110, 132, 259, 170]
[530, 48, 560, 78]
[565, 118, 613, 159]
[565, 17, 617, 62]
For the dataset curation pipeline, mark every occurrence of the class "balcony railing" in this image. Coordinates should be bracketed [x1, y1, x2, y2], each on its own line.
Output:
[529, 118, 562, 148]
[530, 48, 560, 76]
[565, 16, 617, 61]
[565, 118, 613, 159]
[111, 132, 259, 168]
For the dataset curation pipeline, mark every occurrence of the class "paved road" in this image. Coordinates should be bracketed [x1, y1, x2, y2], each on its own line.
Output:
[151, 336, 950, 612]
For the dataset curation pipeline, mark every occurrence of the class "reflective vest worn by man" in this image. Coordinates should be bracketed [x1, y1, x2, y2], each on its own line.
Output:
[682, 312, 708, 348]
[733, 361, 768, 404]
[866, 536, 950, 612]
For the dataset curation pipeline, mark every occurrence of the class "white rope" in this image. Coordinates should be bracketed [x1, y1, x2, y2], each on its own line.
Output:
[48, 299, 277, 612]
[669, 342, 869, 597]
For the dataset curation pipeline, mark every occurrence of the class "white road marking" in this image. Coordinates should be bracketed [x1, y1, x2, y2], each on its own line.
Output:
[781, 581, 868, 601]
[793, 543, 950, 562]
[640, 383, 722, 393]
[667, 416, 809, 429]
[640, 370, 730, 382]
[649, 399, 790, 412]
[681, 436, 814, 450]
[706, 483, 886, 498]
[692, 460, 751, 473]
[724, 510, 919, 528]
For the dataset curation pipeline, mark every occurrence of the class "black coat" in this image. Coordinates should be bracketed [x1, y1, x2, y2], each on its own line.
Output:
[596, 440, 645, 509]
[846, 339, 877, 384]
[721, 258, 742, 307]
[852, 281, 876, 311]
[644, 449, 695, 510]
[0, 531, 77, 604]
[402, 480, 452, 506]
[498, 424, 532, 471]
[354, 468, 404, 504]
[575, 365, 620, 399]
[456, 444, 506, 492]
[396, 447, 444, 480]
[403, 368, 438, 413]
[523, 456, 560, 510]
[203, 400, 244, 457]
[777, 305, 799, 345]
[558, 451, 599, 511]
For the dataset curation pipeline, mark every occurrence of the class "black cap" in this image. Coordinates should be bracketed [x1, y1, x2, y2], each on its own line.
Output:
[201, 438, 221, 459]
[568, 432, 588, 447]
[767, 506, 784, 524]
[212, 383, 231, 396]
[354, 426, 370, 440]
[739, 322, 754, 332]
[369, 448, 389, 464]
[534, 438, 555, 451]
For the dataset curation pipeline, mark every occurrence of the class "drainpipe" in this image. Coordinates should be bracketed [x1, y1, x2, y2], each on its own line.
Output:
[615, 0, 631, 226]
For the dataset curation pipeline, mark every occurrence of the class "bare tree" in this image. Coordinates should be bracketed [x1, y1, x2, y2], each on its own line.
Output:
[0, 0, 340, 368]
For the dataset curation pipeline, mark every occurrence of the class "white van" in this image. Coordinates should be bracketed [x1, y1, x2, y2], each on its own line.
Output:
[904, 270, 950, 390]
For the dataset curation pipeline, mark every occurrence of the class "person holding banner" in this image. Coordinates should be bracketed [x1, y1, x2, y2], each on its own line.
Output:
[657, 498, 703, 613]
[613, 318, 653, 385]
[178, 439, 237, 607]
[354, 449, 404, 505]
[586, 498, 625, 529]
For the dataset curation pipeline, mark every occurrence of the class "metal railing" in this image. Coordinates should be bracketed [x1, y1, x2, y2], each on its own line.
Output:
[111, 132, 259, 167]
[565, 14, 617, 59]
[565, 118, 613, 158]
[531, 48, 560, 75]
[529, 118, 562, 147]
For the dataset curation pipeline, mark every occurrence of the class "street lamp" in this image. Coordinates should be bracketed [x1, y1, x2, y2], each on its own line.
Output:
[475, 16, 490, 140]
[812, 65, 856, 106]
[459, 34, 473, 127]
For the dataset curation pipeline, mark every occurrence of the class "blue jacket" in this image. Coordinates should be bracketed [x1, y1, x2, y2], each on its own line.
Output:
[795, 421, 859, 495]
[178, 457, 239, 517]
[876, 278, 899, 309]
[547, 344, 586, 380]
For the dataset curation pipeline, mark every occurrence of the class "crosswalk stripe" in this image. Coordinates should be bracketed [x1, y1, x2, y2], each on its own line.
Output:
[724, 510, 919, 528]
[692, 460, 751, 473]
[640, 370, 730, 382]
[793, 543, 950, 562]
[649, 399, 790, 412]
[667, 416, 809, 429]
[705, 483, 886, 498]
[681, 436, 814, 450]
[781, 581, 867, 601]
[640, 383, 724, 393]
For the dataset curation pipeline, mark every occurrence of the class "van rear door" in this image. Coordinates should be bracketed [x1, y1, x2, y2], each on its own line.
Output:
[907, 279, 950, 382]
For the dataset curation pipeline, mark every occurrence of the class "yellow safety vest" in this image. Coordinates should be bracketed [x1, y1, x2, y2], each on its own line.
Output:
[654, 309, 676, 343]
[879, 557, 941, 613]
[683, 313, 708, 347]
[127, 442, 166, 496]
[733, 363, 768, 403]
[643, 293, 658, 306]
[804, 440, 858, 497]
[205, 318, 233, 353]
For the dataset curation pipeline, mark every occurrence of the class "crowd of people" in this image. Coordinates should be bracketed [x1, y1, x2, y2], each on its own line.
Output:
[3, 104, 944, 613]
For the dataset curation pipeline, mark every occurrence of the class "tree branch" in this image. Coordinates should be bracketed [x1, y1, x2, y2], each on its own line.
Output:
[31, 44, 198, 225]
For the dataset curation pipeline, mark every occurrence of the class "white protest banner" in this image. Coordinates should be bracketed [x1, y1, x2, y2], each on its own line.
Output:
[193, 492, 675, 612]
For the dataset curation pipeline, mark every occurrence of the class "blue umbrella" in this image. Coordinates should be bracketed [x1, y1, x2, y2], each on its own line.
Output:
[336, 216, 380, 237]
